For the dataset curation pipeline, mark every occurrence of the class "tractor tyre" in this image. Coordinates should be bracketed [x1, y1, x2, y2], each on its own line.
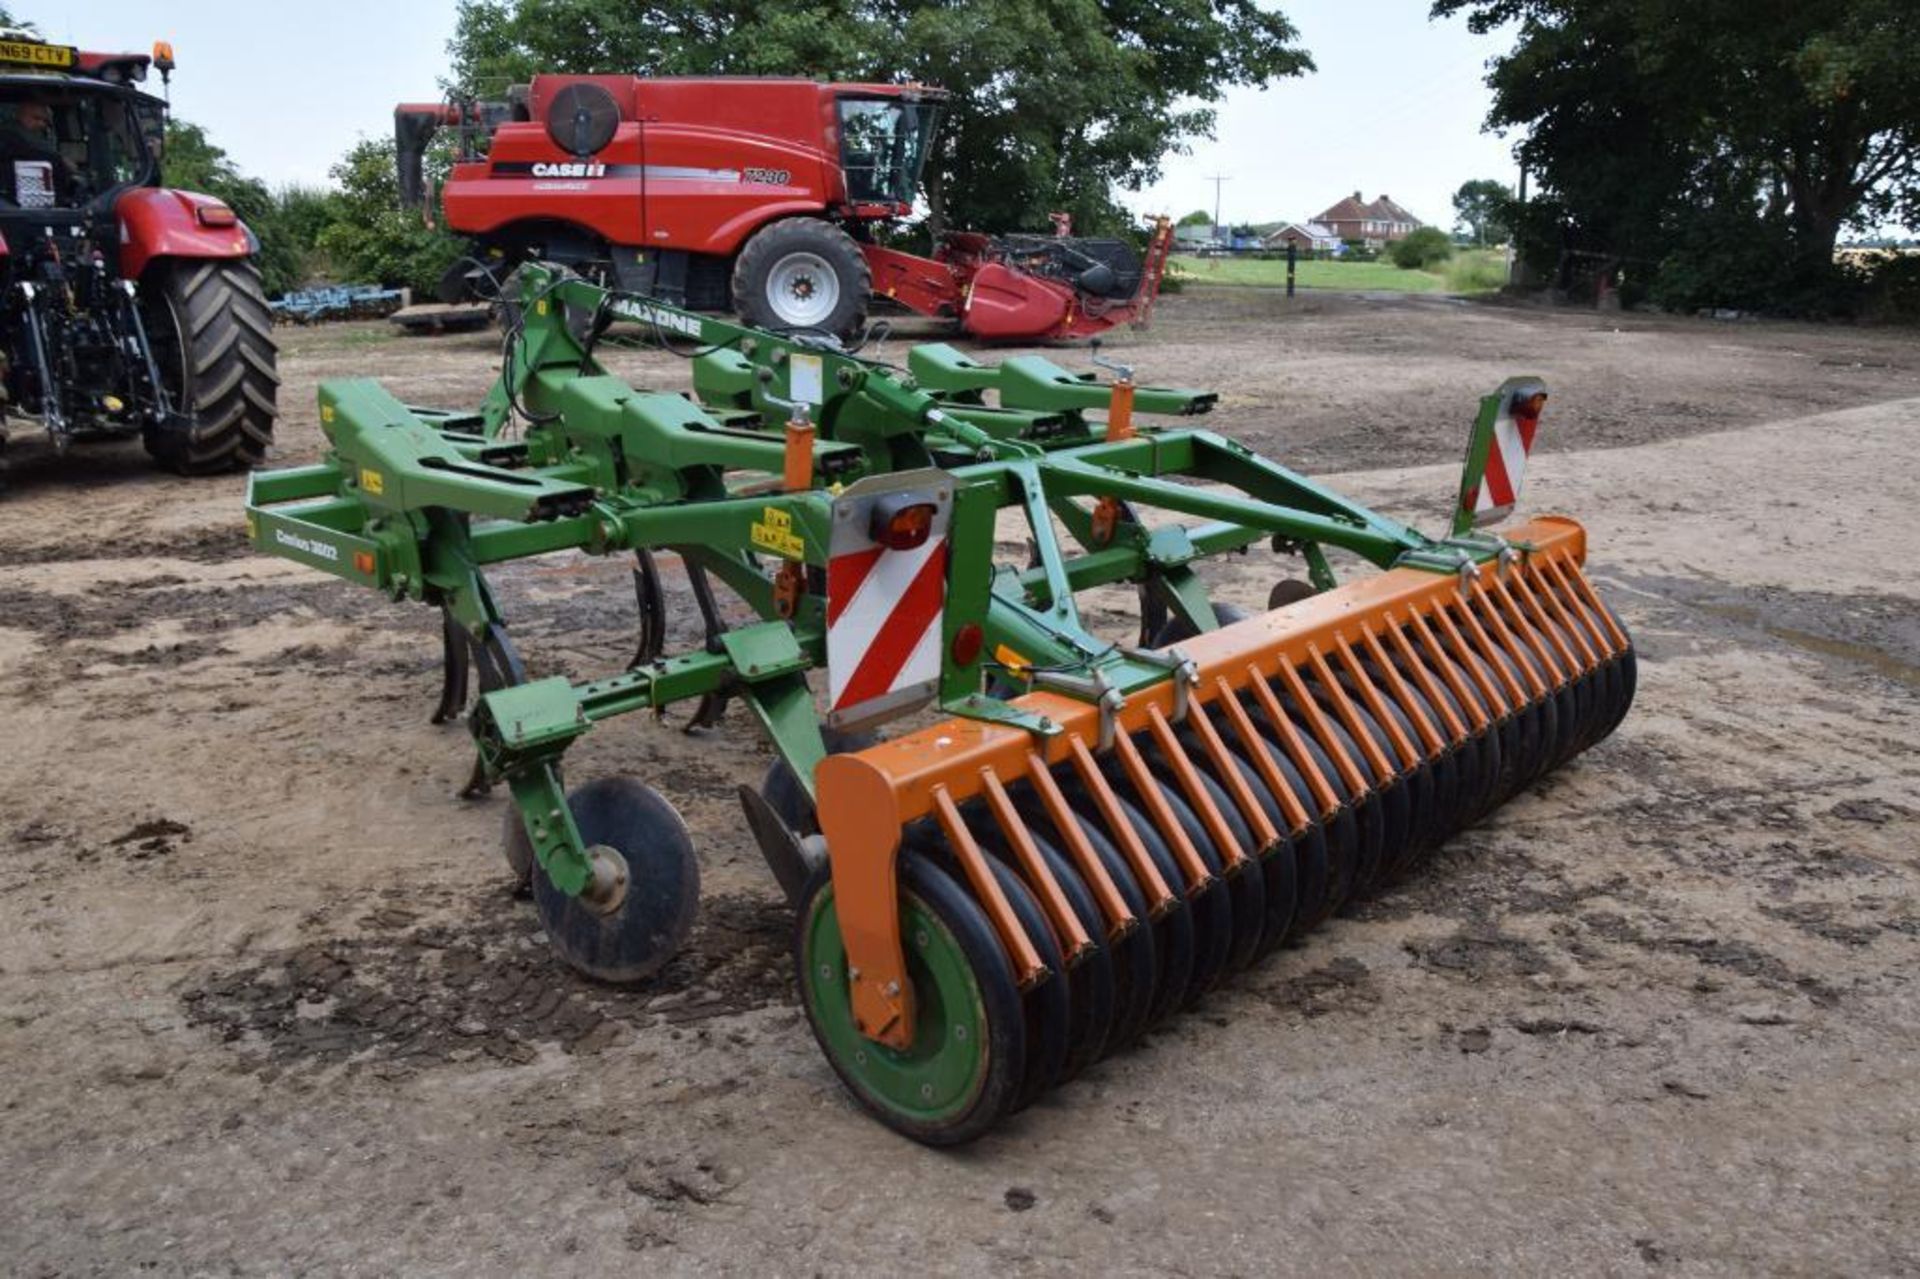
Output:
[142, 259, 279, 475]
[731, 218, 870, 339]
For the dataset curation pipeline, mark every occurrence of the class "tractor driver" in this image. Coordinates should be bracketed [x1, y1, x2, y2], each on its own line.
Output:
[0, 101, 71, 206]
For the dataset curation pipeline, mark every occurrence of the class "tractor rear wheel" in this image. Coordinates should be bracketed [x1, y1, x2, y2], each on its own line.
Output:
[732, 219, 870, 339]
[142, 259, 278, 475]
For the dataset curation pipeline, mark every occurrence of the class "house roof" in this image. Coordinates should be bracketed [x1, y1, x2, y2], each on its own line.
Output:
[1313, 191, 1424, 227]
[1368, 195, 1422, 225]
[1315, 192, 1373, 223]
[1265, 221, 1340, 244]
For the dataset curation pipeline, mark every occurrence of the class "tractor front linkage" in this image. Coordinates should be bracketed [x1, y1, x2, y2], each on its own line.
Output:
[247, 265, 1635, 1143]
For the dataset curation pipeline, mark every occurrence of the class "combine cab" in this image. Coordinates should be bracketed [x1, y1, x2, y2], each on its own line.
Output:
[395, 77, 1171, 343]
[248, 266, 1634, 1144]
[0, 31, 277, 486]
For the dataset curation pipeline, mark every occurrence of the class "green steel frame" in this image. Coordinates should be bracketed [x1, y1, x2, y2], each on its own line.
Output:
[245, 266, 1520, 901]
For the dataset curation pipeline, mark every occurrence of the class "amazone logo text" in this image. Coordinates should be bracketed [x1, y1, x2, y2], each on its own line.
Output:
[613, 299, 703, 337]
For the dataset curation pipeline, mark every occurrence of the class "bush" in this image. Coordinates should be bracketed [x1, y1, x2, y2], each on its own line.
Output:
[1857, 251, 1920, 323]
[1339, 240, 1379, 262]
[1389, 227, 1454, 270]
[316, 137, 466, 297]
[1442, 249, 1509, 293]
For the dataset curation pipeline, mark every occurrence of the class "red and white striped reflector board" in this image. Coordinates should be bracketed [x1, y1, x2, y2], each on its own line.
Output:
[826, 473, 954, 730]
[1458, 377, 1547, 530]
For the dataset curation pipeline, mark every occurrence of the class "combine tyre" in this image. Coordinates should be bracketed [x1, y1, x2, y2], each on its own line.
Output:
[732, 219, 872, 337]
[141, 260, 279, 474]
[248, 265, 1636, 1145]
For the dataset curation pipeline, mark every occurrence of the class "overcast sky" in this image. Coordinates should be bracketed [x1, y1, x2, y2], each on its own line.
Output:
[54, 0, 1520, 231]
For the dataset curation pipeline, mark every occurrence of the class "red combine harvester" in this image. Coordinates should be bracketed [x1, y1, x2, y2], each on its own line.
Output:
[396, 76, 1172, 342]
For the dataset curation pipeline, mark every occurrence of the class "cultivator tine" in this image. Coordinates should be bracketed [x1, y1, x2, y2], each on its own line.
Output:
[932, 784, 1049, 989]
[1519, 564, 1598, 669]
[629, 549, 666, 668]
[1187, 698, 1280, 849]
[1455, 592, 1535, 703]
[1548, 553, 1630, 654]
[1145, 704, 1249, 871]
[1512, 571, 1581, 676]
[433, 609, 470, 725]
[1025, 751, 1138, 938]
[1111, 728, 1215, 890]
[979, 769, 1095, 965]
[1406, 608, 1489, 732]
[1066, 735, 1177, 915]
[1306, 647, 1397, 784]
[1359, 626, 1446, 751]
[1487, 574, 1567, 686]
[1251, 665, 1349, 815]
[1215, 676, 1314, 834]
[1332, 636, 1421, 769]
[1433, 601, 1516, 715]
[1380, 616, 1466, 744]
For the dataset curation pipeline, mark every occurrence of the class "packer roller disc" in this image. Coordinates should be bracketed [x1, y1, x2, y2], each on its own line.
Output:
[1056, 777, 1197, 1031]
[796, 854, 1025, 1145]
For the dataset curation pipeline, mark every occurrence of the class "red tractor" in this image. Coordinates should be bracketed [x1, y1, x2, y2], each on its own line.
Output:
[396, 75, 1172, 342]
[0, 31, 276, 487]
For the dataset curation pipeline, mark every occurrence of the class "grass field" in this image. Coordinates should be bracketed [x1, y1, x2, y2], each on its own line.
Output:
[1170, 248, 1509, 295]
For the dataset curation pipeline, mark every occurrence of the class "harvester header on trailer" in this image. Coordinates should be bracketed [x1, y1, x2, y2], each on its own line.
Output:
[246, 265, 1633, 1143]
[396, 74, 1171, 342]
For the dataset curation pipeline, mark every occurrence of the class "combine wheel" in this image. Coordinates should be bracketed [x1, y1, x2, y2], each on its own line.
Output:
[530, 777, 700, 983]
[141, 259, 278, 475]
[732, 219, 870, 338]
[795, 854, 1025, 1145]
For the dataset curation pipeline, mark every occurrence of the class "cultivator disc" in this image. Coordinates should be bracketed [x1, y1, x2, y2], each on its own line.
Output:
[807, 517, 1633, 1140]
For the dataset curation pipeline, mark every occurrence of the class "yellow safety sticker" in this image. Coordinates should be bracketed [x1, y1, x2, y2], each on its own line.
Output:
[321, 404, 335, 424]
[750, 506, 806, 559]
[244, 512, 257, 540]
[993, 644, 1031, 674]
[359, 468, 385, 496]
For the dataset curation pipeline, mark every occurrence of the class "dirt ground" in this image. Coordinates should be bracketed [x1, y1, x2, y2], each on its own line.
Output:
[1, 290, 1917, 1275]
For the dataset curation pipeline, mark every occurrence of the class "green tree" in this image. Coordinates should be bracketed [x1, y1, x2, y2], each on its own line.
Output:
[1450, 178, 1511, 246]
[1433, 0, 1920, 307]
[315, 137, 465, 296]
[1388, 226, 1453, 270]
[448, 0, 1313, 235]
[1177, 209, 1214, 227]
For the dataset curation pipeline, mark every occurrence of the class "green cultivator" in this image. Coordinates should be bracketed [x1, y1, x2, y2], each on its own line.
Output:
[247, 265, 1635, 1143]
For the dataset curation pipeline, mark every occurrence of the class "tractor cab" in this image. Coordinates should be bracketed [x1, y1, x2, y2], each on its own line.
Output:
[0, 33, 175, 281]
[0, 78, 161, 211]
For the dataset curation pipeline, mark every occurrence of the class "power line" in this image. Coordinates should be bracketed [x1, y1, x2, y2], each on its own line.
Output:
[1206, 172, 1230, 229]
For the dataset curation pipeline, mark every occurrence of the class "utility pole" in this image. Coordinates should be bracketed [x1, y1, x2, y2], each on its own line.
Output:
[1206, 172, 1230, 234]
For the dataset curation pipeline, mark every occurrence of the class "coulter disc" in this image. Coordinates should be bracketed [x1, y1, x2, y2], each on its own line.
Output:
[531, 777, 701, 983]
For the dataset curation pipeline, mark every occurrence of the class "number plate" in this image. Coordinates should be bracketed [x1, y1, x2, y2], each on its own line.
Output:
[0, 41, 76, 68]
